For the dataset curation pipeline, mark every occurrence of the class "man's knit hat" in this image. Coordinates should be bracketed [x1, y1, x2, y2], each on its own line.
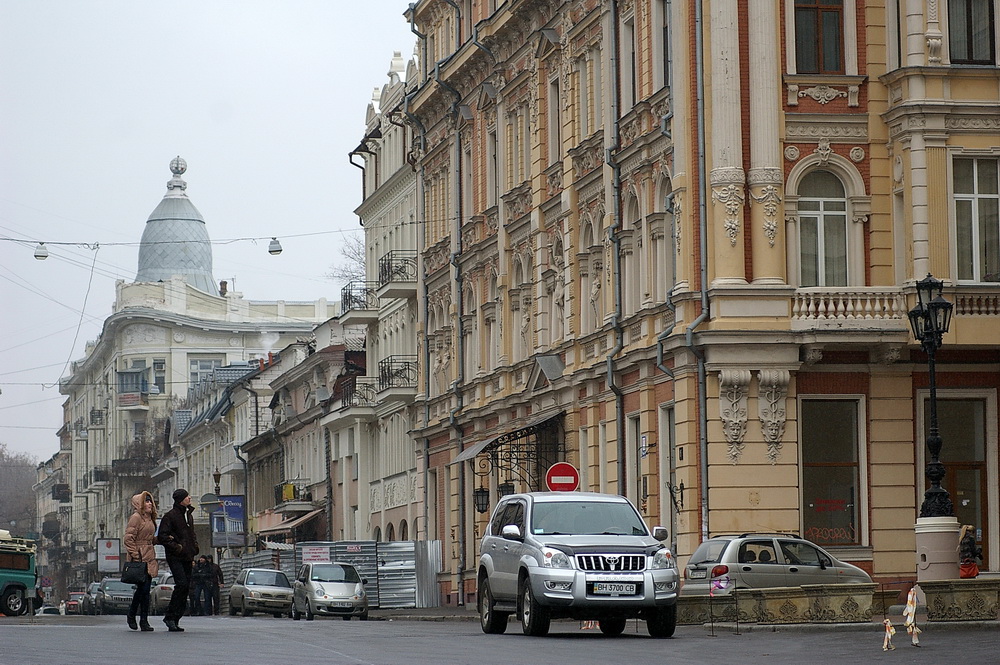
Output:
[172, 488, 190, 504]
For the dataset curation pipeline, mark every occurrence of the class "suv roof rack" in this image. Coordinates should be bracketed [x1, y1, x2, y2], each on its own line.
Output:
[737, 532, 801, 539]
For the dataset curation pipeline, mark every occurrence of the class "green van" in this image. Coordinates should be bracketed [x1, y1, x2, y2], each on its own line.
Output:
[0, 529, 36, 616]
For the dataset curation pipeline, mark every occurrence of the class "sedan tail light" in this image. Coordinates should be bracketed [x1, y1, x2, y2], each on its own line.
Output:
[710, 565, 730, 578]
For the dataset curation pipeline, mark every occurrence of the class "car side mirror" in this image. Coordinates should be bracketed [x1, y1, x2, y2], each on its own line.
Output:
[652, 526, 668, 541]
[501, 524, 522, 541]
[361, 578, 368, 585]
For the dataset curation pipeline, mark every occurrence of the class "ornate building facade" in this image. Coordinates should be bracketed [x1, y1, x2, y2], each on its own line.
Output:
[403, 0, 1000, 605]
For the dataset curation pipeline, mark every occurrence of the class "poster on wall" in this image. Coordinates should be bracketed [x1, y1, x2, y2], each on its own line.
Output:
[96, 538, 121, 573]
[210, 495, 246, 547]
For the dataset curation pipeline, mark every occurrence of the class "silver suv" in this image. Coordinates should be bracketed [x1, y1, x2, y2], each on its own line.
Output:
[477, 492, 679, 637]
[682, 533, 872, 595]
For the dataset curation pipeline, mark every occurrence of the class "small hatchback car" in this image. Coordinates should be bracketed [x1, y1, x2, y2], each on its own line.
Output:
[682, 533, 872, 595]
[228, 568, 293, 617]
[291, 562, 369, 621]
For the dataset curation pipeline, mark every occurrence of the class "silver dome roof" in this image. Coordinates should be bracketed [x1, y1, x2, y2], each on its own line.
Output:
[135, 157, 216, 294]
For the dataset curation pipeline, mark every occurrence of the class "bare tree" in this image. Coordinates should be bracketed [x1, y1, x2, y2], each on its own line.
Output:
[0, 443, 37, 537]
[325, 231, 366, 287]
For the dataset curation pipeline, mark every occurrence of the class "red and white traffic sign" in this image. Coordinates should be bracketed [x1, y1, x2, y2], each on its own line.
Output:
[545, 462, 580, 492]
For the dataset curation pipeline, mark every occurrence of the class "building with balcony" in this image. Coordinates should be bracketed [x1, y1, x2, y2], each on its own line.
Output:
[400, 0, 1000, 605]
[335, 50, 423, 545]
[53, 158, 338, 582]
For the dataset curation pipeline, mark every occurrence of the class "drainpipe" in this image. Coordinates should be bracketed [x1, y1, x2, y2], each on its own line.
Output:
[473, 25, 496, 65]
[442, 0, 462, 50]
[233, 442, 249, 552]
[655, 0, 676, 378]
[605, 0, 627, 497]
[408, 4, 427, 81]
[685, 0, 711, 542]
[348, 151, 367, 202]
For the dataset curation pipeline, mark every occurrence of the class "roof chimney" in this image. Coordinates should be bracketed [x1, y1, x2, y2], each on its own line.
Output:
[219, 280, 228, 296]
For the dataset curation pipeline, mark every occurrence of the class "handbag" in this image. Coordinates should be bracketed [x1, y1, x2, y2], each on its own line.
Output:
[122, 559, 148, 585]
[960, 561, 979, 579]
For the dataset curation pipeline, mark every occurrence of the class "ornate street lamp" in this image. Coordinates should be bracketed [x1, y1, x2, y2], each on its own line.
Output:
[907, 274, 954, 518]
[473, 487, 490, 514]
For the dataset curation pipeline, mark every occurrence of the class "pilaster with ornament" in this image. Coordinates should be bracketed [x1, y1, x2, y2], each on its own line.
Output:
[719, 369, 751, 464]
[757, 369, 790, 464]
[711, 168, 746, 247]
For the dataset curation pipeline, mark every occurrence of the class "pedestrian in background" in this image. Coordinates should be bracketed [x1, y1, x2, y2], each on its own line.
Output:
[124, 491, 159, 632]
[158, 488, 199, 632]
[208, 554, 225, 615]
[959, 524, 982, 578]
[191, 555, 211, 615]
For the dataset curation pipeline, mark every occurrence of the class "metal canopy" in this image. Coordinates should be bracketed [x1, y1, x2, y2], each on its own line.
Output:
[453, 410, 565, 490]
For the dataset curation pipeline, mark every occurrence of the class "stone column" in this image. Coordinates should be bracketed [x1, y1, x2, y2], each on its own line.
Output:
[748, 1, 785, 284]
[709, 0, 746, 286]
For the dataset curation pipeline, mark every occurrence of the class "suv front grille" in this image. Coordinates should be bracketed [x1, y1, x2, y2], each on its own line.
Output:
[576, 554, 646, 571]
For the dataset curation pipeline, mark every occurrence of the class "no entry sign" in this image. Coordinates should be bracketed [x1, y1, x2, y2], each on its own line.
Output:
[545, 462, 580, 491]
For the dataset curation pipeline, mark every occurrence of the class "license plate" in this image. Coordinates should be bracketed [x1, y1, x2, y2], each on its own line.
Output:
[689, 569, 707, 579]
[330, 602, 354, 608]
[593, 583, 635, 595]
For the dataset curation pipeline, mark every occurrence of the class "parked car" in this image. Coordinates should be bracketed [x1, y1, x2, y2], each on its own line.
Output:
[291, 562, 368, 621]
[95, 578, 136, 615]
[150, 574, 174, 615]
[681, 533, 872, 596]
[82, 582, 101, 615]
[477, 491, 678, 638]
[65, 591, 86, 614]
[34, 605, 61, 616]
[228, 568, 293, 618]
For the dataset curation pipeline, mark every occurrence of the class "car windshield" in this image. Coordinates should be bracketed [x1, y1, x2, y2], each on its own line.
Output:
[69, 593, 85, 600]
[310, 564, 360, 583]
[689, 540, 730, 565]
[244, 571, 290, 587]
[530, 500, 648, 536]
[103, 581, 135, 592]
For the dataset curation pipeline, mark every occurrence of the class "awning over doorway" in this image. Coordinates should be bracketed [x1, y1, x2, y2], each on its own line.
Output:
[258, 508, 324, 534]
[450, 409, 565, 465]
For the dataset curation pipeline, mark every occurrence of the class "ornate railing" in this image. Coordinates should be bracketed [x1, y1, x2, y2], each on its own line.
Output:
[378, 250, 417, 287]
[378, 355, 418, 392]
[340, 281, 380, 312]
[792, 288, 907, 322]
[111, 457, 157, 476]
[341, 377, 379, 409]
[953, 291, 1000, 316]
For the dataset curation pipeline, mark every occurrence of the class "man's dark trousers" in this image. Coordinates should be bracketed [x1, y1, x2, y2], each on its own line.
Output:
[165, 558, 193, 622]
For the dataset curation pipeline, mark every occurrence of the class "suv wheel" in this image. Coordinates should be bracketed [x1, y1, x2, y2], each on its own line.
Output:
[1, 589, 24, 617]
[478, 579, 508, 634]
[519, 581, 550, 637]
[646, 605, 677, 638]
[598, 617, 627, 636]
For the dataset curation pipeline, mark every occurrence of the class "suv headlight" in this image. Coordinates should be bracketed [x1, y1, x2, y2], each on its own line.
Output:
[540, 546, 572, 569]
[650, 548, 676, 570]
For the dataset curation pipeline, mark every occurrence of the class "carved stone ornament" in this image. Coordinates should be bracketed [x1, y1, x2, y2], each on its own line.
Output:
[802, 346, 823, 365]
[751, 185, 782, 247]
[849, 146, 865, 163]
[799, 85, 847, 104]
[712, 184, 745, 246]
[672, 194, 683, 255]
[814, 138, 833, 163]
[784, 145, 800, 161]
[757, 369, 790, 464]
[719, 369, 751, 464]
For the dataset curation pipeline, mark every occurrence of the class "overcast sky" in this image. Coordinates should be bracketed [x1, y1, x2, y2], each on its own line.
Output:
[0, 1, 416, 462]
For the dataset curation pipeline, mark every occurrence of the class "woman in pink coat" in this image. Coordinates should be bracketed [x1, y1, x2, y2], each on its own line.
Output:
[124, 490, 160, 631]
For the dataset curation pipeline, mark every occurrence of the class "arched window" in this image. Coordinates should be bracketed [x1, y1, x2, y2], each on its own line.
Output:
[373, 526, 381, 542]
[386, 522, 395, 542]
[798, 171, 848, 287]
[399, 519, 408, 541]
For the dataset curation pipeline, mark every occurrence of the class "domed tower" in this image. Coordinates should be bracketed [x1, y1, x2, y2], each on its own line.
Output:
[135, 157, 216, 293]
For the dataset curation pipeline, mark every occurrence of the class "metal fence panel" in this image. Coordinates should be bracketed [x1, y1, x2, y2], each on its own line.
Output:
[376, 541, 416, 608]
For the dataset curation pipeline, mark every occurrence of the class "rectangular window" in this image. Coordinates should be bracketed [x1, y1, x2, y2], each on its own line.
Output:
[548, 77, 561, 164]
[153, 358, 166, 394]
[801, 399, 861, 546]
[487, 128, 498, 206]
[621, 17, 637, 108]
[189, 356, 224, 386]
[577, 58, 590, 138]
[954, 157, 1000, 281]
[950, 0, 996, 64]
[795, 0, 845, 74]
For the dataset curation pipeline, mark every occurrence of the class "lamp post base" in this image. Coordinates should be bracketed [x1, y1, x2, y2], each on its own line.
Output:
[915, 516, 960, 581]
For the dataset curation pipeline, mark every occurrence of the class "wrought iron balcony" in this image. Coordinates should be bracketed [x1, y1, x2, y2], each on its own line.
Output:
[377, 355, 417, 403]
[51, 484, 72, 502]
[342, 376, 379, 409]
[339, 281, 380, 325]
[90, 466, 111, 486]
[377, 250, 417, 299]
[111, 457, 157, 477]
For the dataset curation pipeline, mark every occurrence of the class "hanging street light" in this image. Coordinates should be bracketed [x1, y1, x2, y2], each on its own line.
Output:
[907, 274, 954, 518]
[267, 238, 283, 255]
[34, 242, 49, 260]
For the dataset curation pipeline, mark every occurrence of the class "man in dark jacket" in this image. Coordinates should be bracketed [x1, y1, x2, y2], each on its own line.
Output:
[207, 554, 225, 615]
[157, 488, 198, 632]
